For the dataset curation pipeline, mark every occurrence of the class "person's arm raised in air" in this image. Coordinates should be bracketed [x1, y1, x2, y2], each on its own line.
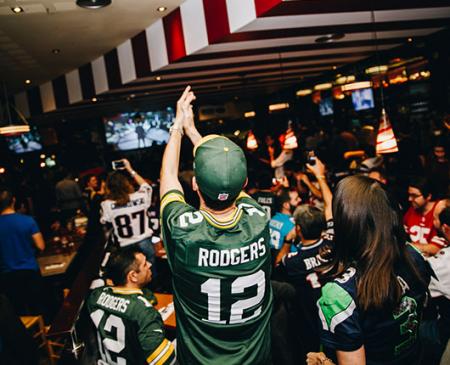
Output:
[160, 86, 196, 198]
[121, 159, 146, 187]
[306, 156, 332, 221]
[182, 92, 202, 146]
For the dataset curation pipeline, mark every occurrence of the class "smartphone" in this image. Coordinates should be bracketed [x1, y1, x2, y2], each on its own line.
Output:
[112, 160, 125, 170]
[306, 151, 316, 166]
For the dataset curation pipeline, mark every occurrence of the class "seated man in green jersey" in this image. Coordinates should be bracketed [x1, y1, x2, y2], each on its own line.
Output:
[160, 86, 273, 365]
[87, 246, 175, 365]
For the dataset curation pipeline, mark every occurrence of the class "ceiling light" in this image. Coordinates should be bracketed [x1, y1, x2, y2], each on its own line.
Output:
[341, 81, 372, 92]
[76, 0, 112, 9]
[0, 167, 5, 174]
[157, 6, 167, 12]
[268, 103, 289, 112]
[365, 65, 388, 75]
[315, 33, 345, 44]
[233, 130, 240, 136]
[408, 37, 413, 43]
[91, 97, 97, 102]
[52, 49, 60, 54]
[296, 89, 312, 97]
[314, 83, 333, 91]
[25, 79, 31, 85]
[0, 125, 30, 135]
[335, 75, 355, 85]
[332, 66, 337, 70]
[244, 111, 256, 118]
[11, 6, 24, 13]
[155, 76, 161, 81]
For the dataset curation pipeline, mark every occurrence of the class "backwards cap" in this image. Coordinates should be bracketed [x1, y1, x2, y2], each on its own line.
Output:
[193, 135, 247, 202]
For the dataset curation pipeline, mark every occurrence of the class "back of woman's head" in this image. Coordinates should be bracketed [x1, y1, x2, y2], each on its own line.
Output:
[106, 172, 133, 206]
[331, 175, 416, 310]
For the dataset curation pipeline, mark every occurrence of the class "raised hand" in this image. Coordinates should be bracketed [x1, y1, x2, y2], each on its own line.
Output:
[174, 86, 196, 128]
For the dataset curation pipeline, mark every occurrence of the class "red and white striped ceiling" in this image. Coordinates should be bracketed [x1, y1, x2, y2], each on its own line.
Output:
[12, 0, 450, 117]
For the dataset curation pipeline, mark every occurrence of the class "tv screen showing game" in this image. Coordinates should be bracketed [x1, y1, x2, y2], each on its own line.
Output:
[319, 97, 333, 116]
[352, 88, 375, 111]
[5, 127, 43, 154]
[104, 108, 174, 151]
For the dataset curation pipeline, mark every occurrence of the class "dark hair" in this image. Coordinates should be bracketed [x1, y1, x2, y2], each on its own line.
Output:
[368, 167, 387, 181]
[440, 206, 450, 226]
[106, 172, 134, 206]
[275, 189, 290, 212]
[294, 205, 325, 240]
[327, 175, 424, 311]
[0, 190, 14, 213]
[106, 246, 143, 286]
[201, 191, 236, 211]
[409, 176, 432, 199]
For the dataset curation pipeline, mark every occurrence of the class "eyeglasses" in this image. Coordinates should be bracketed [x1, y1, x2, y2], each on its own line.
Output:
[408, 193, 423, 199]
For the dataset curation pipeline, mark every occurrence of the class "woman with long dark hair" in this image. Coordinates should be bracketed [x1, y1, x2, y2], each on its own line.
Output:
[100, 160, 155, 262]
[316, 175, 431, 365]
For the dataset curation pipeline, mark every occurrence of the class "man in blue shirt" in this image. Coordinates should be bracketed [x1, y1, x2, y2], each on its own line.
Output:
[0, 189, 45, 315]
[269, 189, 299, 266]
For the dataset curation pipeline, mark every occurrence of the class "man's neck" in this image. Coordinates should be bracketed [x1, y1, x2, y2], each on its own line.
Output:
[302, 238, 320, 246]
[200, 202, 237, 219]
[417, 201, 435, 215]
[1, 207, 15, 215]
[280, 208, 291, 216]
[115, 283, 141, 291]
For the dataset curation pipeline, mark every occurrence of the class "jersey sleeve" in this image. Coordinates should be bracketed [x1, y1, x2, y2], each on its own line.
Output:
[100, 201, 111, 224]
[318, 282, 363, 352]
[135, 303, 175, 365]
[138, 183, 153, 205]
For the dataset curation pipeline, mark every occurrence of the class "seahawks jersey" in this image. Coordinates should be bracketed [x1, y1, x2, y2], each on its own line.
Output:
[87, 286, 175, 365]
[318, 245, 430, 365]
[279, 220, 334, 352]
[269, 212, 295, 251]
[161, 190, 273, 365]
[251, 190, 276, 218]
[100, 183, 153, 247]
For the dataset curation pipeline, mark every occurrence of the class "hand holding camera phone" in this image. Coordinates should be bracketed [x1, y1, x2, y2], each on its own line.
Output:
[112, 159, 126, 170]
[307, 151, 316, 166]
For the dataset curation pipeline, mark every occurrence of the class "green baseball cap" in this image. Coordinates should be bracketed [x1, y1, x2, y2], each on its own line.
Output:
[193, 135, 247, 202]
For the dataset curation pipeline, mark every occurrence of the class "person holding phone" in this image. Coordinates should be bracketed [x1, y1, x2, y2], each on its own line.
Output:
[100, 159, 155, 263]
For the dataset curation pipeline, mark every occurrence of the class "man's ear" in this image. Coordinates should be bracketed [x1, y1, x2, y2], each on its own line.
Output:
[192, 176, 198, 192]
[243, 177, 248, 189]
[127, 270, 138, 284]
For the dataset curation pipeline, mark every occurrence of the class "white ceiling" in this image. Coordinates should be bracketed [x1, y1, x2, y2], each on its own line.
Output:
[0, 0, 184, 93]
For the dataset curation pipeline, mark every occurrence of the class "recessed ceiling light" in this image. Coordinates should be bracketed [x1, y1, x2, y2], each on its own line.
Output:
[155, 76, 161, 81]
[315, 33, 345, 44]
[76, 0, 112, 9]
[91, 97, 97, 102]
[52, 48, 60, 54]
[11, 6, 24, 13]
[332, 66, 337, 70]
[157, 6, 167, 12]
[408, 37, 413, 42]
[25, 79, 31, 84]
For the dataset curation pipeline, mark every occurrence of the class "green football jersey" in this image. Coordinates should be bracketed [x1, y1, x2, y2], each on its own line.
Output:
[87, 286, 175, 365]
[161, 190, 273, 365]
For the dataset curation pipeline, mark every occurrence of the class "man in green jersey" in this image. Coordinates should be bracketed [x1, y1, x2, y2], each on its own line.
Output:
[160, 86, 273, 365]
[87, 246, 175, 365]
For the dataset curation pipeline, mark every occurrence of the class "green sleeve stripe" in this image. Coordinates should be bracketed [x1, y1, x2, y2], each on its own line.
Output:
[160, 189, 184, 203]
[318, 282, 356, 333]
[160, 190, 185, 215]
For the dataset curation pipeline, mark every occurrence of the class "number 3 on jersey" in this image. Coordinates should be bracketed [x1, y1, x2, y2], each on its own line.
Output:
[201, 270, 266, 324]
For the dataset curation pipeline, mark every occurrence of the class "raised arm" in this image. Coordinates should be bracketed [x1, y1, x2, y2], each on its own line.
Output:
[160, 86, 196, 197]
[122, 159, 146, 187]
[306, 157, 332, 221]
[182, 95, 202, 146]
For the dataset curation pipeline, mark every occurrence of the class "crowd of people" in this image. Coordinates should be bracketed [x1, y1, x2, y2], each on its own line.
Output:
[0, 85, 449, 365]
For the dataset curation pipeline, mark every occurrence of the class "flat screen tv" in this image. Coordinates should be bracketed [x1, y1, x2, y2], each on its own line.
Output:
[319, 97, 333, 116]
[104, 108, 174, 151]
[5, 127, 43, 154]
[352, 88, 375, 111]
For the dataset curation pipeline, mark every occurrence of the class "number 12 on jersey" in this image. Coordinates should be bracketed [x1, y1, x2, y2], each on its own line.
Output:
[200, 270, 266, 324]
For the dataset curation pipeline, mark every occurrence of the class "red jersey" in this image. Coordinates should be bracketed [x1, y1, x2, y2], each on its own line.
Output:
[403, 202, 446, 248]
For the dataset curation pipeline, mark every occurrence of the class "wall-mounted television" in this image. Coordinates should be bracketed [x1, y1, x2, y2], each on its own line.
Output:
[319, 97, 333, 116]
[352, 88, 375, 111]
[104, 108, 174, 151]
[5, 127, 43, 154]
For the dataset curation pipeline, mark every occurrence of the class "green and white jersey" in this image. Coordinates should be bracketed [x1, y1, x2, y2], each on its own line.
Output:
[161, 190, 273, 365]
[87, 286, 175, 365]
